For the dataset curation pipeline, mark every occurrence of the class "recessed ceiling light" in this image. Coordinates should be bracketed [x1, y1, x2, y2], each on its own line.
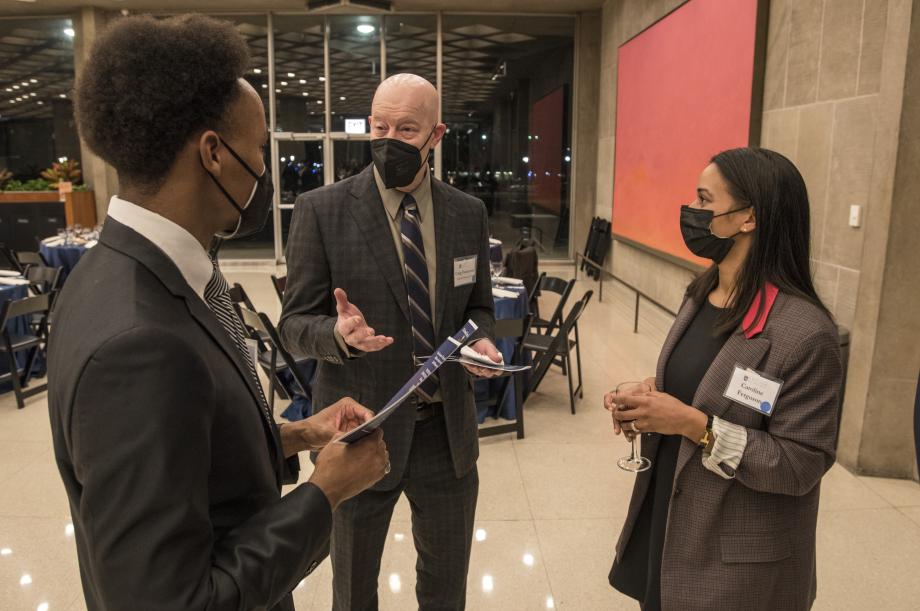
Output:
[261, 84, 267, 89]
[287, 72, 295, 78]
[20, 82, 28, 86]
[302, 92, 308, 97]
[275, 89, 281, 93]
[253, 68, 262, 74]
[59, 94, 66, 98]
[29, 78, 37, 83]
[280, 81, 288, 86]
[339, 96, 346, 101]
[37, 101, 43, 105]
[299, 79, 306, 84]
[64, 27, 75, 38]
[357, 24, 375, 35]
[29, 92, 36, 97]
[318, 76, 325, 82]
[12, 85, 19, 90]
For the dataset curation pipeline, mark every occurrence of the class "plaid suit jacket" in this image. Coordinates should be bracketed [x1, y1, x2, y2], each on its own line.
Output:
[279, 164, 495, 489]
[612, 291, 842, 611]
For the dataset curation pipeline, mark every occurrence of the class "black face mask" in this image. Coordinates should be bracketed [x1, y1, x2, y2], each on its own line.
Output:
[371, 127, 435, 189]
[680, 204, 752, 263]
[203, 137, 274, 240]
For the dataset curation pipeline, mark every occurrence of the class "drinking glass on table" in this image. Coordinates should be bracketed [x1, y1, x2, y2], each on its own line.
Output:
[607, 381, 652, 472]
[490, 261, 503, 278]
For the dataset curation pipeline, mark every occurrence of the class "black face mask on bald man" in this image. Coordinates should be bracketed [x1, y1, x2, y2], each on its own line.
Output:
[371, 127, 436, 189]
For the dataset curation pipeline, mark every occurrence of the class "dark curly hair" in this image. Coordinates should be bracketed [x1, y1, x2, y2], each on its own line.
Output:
[75, 14, 250, 190]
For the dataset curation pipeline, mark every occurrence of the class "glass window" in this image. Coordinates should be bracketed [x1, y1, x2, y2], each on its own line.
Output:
[329, 16, 381, 133]
[273, 15, 326, 133]
[333, 140, 371, 182]
[441, 15, 575, 259]
[278, 140, 324, 205]
[0, 17, 79, 182]
[384, 15, 437, 86]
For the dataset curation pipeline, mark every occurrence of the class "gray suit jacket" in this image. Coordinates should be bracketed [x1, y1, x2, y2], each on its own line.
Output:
[279, 164, 495, 489]
[48, 219, 331, 611]
[612, 291, 841, 611]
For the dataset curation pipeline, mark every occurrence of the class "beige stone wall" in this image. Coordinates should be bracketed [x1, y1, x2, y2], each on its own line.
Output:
[571, 12, 603, 262]
[595, 0, 918, 477]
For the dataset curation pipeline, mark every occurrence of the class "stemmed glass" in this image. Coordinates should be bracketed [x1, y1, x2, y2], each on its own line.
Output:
[610, 381, 652, 472]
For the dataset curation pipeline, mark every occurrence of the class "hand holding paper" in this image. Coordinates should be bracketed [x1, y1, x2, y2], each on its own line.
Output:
[461, 339, 505, 379]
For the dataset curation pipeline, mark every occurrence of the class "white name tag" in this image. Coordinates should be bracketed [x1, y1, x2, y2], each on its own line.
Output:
[723, 365, 784, 416]
[454, 255, 477, 287]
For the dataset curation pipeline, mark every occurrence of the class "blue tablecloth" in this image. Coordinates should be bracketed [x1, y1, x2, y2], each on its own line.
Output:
[0, 284, 44, 390]
[476, 287, 529, 423]
[39, 243, 89, 280]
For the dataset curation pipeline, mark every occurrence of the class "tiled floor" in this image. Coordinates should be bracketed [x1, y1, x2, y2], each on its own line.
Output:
[2, 267, 919, 610]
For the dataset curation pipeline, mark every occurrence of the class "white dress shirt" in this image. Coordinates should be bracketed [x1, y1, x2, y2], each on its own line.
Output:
[106, 196, 213, 301]
[702, 416, 748, 479]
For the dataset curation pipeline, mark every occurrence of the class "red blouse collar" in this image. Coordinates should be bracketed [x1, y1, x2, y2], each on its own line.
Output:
[742, 283, 779, 339]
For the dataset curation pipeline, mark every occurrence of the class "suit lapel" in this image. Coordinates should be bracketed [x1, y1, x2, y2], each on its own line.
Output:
[432, 180, 457, 338]
[100, 219, 283, 473]
[346, 166, 411, 324]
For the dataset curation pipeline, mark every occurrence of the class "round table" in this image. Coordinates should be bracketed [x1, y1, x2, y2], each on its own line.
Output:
[475, 286, 530, 423]
[39, 242, 90, 280]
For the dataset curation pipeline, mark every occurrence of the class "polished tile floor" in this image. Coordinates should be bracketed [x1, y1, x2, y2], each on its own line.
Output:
[2, 267, 920, 610]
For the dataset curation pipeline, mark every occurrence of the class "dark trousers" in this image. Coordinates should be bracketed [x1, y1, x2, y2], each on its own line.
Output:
[331, 411, 479, 611]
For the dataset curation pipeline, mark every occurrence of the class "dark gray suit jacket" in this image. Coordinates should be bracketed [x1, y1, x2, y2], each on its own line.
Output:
[48, 219, 331, 611]
[279, 164, 495, 489]
[612, 291, 842, 611]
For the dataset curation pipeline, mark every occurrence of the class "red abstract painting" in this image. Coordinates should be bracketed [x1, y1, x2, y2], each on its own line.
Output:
[612, 0, 765, 265]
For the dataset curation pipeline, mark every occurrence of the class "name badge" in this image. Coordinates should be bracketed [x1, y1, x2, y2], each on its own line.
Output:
[723, 364, 784, 416]
[454, 255, 477, 287]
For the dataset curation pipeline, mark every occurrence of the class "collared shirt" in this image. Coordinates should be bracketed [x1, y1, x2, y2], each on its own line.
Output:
[106, 196, 213, 301]
[373, 165, 438, 326]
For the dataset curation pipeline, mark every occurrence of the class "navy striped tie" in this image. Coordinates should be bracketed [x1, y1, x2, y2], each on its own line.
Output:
[203, 262, 273, 426]
[399, 194, 439, 403]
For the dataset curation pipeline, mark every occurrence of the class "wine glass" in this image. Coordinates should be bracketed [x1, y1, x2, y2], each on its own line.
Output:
[490, 261, 503, 278]
[612, 381, 652, 472]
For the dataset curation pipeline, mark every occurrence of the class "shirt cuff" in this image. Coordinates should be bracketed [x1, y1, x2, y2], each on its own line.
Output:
[701, 416, 747, 480]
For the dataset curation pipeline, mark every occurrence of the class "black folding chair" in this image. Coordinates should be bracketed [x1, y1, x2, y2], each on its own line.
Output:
[270, 275, 287, 305]
[478, 314, 532, 440]
[0, 244, 21, 272]
[228, 282, 257, 312]
[16, 251, 49, 270]
[233, 303, 314, 413]
[531, 276, 575, 337]
[527, 271, 547, 319]
[0, 293, 51, 408]
[525, 290, 593, 415]
[25, 265, 63, 296]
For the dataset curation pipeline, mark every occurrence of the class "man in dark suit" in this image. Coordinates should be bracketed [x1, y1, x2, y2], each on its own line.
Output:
[280, 74, 500, 610]
[47, 15, 388, 611]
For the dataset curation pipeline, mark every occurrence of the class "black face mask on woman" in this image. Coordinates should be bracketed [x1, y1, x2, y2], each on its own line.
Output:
[203, 137, 274, 240]
[371, 127, 436, 189]
[679, 204, 752, 263]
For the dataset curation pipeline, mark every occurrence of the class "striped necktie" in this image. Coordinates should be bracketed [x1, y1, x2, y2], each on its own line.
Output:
[399, 193, 439, 404]
[203, 262, 273, 425]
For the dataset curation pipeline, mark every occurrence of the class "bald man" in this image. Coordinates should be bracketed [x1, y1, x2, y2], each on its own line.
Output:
[279, 74, 499, 610]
